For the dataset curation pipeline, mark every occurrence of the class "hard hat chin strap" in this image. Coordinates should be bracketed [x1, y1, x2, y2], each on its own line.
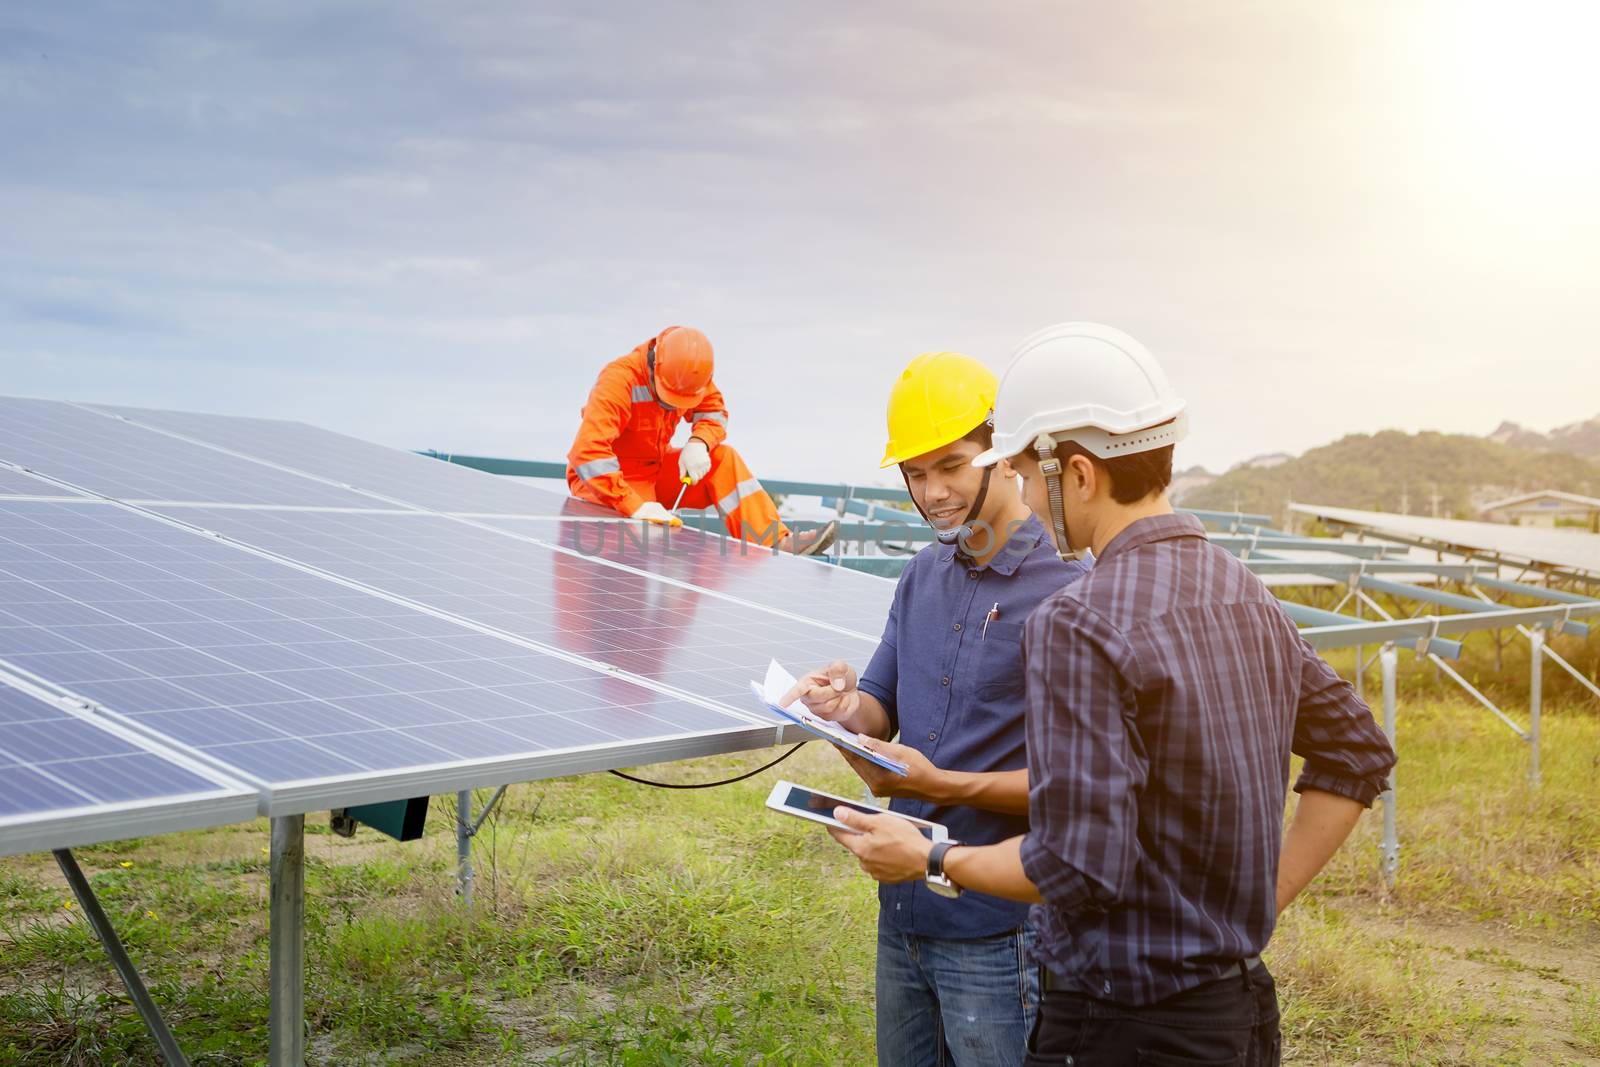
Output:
[1034, 433, 1085, 563]
[898, 464, 993, 548]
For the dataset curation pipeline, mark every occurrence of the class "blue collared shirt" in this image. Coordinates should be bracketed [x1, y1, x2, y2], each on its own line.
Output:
[859, 514, 1089, 939]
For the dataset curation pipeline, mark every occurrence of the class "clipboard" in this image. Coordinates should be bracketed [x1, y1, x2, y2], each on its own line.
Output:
[749, 659, 909, 777]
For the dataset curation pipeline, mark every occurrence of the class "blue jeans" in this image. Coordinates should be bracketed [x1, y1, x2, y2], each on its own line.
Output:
[877, 924, 1039, 1067]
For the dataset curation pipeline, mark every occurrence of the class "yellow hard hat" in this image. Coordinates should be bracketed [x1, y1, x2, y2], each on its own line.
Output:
[880, 351, 999, 468]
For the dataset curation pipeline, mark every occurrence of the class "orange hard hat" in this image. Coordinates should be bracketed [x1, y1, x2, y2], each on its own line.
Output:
[650, 326, 714, 408]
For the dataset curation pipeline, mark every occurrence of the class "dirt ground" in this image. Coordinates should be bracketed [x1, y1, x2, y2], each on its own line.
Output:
[1330, 897, 1599, 1066]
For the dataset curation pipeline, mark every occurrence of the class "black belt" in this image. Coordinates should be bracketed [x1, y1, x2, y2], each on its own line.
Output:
[1041, 956, 1262, 995]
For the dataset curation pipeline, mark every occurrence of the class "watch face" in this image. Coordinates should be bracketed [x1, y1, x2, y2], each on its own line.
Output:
[926, 878, 961, 899]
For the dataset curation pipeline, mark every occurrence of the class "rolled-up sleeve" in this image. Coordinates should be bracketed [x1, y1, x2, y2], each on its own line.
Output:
[1018, 598, 1145, 918]
[857, 580, 902, 740]
[1290, 638, 1397, 806]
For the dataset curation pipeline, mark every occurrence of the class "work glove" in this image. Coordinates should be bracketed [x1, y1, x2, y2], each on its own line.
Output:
[630, 501, 678, 525]
[679, 438, 712, 484]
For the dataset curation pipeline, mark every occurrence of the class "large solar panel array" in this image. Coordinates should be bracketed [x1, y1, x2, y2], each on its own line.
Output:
[0, 396, 894, 857]
[1291, 503, 1600, 579]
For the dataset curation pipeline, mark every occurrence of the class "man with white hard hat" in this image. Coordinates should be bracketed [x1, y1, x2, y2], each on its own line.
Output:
[828, 323, 1397, 1065]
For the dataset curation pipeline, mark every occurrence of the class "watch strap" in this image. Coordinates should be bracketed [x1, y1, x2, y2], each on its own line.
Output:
[927, 840, 958, 880]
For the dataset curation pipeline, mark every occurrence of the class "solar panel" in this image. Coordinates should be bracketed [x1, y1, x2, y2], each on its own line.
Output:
[481, 516, 897, 634]
[0, 676, 257, 857]
[0, 395, 917, 850]
[0, 498, 779, 814]
[85, 401, 896, 629]
[140, 506, 880, 705]
[0, 397, 378, 508]
[89, 403, 611, 518]
[1290, 503, 1600, 579]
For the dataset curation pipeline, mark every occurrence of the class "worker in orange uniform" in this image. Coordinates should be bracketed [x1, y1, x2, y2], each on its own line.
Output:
[566, 326, 837, 554]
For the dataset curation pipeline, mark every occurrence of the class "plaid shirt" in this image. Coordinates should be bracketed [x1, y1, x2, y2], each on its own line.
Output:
[1018, 513, 1396, 1006]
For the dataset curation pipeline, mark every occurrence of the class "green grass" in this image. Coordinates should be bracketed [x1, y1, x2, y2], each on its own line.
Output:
[1, 687, 1596, 1065]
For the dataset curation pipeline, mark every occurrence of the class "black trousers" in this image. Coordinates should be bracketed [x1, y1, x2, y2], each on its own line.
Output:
[1023, 962, 1280, 1066]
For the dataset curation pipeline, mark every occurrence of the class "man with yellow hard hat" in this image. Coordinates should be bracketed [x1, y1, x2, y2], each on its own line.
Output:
[782, 352, 1088, 1067]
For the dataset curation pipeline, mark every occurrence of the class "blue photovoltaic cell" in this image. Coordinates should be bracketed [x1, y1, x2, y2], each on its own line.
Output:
[0, 499, 764, 800]
[145, 507, 880, 705]
[0, 682, 228, 818]
[482, 516, 897, 634]
[0, 397, 378, 508]
[91, 403, 611, 518]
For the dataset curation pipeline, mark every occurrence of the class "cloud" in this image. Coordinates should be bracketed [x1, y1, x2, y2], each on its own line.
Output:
[0, 1, 1595, 481]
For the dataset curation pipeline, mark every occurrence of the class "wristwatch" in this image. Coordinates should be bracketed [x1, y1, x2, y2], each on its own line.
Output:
[925, 840, 963, 899]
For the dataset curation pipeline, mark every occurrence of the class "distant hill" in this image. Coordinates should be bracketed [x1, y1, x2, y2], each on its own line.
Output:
[1182, 430, 1600, 523]
[1491, 414, 1600, 463]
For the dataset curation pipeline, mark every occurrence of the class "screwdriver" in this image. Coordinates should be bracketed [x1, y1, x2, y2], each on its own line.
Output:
[665, 476, 692, 526]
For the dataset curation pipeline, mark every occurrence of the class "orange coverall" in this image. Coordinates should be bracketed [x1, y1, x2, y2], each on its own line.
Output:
[566, 341, 788, 545]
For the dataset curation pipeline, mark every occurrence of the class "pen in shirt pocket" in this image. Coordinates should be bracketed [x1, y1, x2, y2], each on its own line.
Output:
[982, 603, 999, 640]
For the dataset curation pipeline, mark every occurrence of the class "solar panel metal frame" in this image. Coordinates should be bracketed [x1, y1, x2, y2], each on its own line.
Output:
[0, 671, 258, 857]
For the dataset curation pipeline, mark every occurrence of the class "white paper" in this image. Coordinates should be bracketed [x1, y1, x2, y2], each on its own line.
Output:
[749, 659, 909, 775]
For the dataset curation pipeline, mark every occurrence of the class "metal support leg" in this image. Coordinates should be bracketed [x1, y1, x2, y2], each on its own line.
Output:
[1379, 645, 1400, 885]
[1353, 587, 1363, 702]
[52, 850, 191, 1067]
[456, 790, 474, 905]
[269, 815, 305, 1067]
[1528, 628, 1543, 787]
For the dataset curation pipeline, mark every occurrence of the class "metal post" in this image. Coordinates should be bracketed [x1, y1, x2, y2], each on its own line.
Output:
[1353, 587, 1364, 702]
[1379, 645, 1400, 885]
[269, 815, 305, 1067]
[1528, 628, 1543, 787]
[53, 850, 191, 1067]
[456, 790, 474, 905]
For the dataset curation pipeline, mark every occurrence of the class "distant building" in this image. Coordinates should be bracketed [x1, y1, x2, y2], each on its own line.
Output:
[1231, 451, 1293, 471]
[1479, 489, 1600, 530]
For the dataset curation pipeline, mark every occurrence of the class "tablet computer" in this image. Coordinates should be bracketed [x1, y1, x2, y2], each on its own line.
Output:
[764, 779, 948, 839]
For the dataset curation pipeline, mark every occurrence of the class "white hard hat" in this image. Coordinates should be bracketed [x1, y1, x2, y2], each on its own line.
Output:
[973, 322, 1187, 467]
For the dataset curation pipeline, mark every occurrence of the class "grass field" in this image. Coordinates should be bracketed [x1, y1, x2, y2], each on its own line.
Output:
[2, 674, 1597, 1064]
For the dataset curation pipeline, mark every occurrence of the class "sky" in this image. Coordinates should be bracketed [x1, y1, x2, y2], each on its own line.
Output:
[4, 1, 1598, 486]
